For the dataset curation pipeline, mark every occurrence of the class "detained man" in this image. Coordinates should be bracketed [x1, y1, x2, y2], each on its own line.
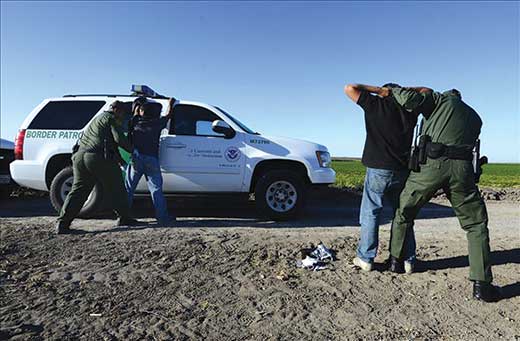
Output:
[125, 97, 175, 226]
[344, 83, 418, 273]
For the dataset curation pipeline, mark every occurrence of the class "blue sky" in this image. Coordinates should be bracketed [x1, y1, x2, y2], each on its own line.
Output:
[1, 1, 519, 162]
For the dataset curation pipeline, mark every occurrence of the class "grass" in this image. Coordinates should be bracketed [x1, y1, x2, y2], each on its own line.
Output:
[331, 160, 520, 189]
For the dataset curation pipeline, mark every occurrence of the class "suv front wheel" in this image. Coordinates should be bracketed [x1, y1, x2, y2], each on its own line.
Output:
[49, 166, 103, 218]
[254, 170, 306, 220]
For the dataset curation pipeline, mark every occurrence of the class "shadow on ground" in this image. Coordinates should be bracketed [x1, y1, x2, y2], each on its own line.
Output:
[417, 248, 520, 271]
[416, 248, 520, 300]
[0, 190, 455, 227]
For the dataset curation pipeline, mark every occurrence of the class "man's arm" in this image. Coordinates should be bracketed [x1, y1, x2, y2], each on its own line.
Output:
[164, 97, 176, 119]
[344, 84, 390, 103]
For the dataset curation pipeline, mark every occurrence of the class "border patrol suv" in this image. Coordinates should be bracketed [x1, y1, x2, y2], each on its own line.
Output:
[10, 85, 335, 219]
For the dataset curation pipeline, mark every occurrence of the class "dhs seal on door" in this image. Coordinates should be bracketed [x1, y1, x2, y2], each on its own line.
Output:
[225, 146, 241, 162]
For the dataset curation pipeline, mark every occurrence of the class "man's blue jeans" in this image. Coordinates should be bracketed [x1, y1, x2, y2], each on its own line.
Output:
[125, 150, 172, 223]
[357, 167, 416, 263]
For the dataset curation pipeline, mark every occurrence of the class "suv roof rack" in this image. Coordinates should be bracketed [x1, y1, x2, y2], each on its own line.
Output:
[63, 84, 168, 99]
[63, 94, 132, 98]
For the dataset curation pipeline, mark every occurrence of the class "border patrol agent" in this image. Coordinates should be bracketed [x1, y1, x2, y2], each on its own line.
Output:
[387, 86, 500, 302]
[56, 101, 139, 234]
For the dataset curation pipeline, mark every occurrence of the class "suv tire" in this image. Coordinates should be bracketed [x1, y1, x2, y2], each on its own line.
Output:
[254, 170, 306, 220]
[49, 166, 102, 218]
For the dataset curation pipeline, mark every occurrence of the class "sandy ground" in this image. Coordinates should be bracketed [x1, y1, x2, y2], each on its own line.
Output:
[0, 193, 519, 340]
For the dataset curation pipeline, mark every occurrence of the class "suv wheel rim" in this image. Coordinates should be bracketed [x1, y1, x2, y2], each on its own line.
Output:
[265, 181, 297, 213]
[60, 176, 95, 207]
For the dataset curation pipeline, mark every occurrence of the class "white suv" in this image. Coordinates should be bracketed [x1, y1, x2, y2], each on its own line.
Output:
[10, 86, 335, 219]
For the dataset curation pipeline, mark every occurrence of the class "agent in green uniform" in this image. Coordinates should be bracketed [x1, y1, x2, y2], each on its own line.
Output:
[387, 86, 500, 302]
[56, 101, 139, 234]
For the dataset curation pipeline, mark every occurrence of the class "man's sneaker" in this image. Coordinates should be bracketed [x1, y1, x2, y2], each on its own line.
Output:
[55, 221, 71, 235]
[353, 257, 373, 271]
[404, 260, 415, 274]
[388, 256, 404, 274]
[116, 217, 141, 227]
[473, 281, 501, 302]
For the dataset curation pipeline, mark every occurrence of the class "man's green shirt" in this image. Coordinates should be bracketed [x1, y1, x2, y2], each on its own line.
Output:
[79, 111, 132, 153]
[392, 88, 482, 147]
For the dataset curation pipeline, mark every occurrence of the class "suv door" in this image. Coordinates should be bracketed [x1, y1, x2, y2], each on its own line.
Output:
[159, 104, 245, 192]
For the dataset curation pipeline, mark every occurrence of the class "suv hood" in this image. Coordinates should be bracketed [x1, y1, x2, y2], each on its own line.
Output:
[259, 135, 328, 153]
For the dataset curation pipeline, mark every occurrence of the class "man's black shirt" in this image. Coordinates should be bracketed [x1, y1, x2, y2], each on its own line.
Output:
[357, 90, 417, 170]
[130, 115, 169, 158]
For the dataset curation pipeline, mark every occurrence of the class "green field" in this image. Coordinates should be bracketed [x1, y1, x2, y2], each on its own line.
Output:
[331, 160, 520, 189]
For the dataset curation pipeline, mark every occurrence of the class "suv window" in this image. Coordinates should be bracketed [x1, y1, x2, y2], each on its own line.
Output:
[28, 100, 106, 130]
[170, 104, 225, 137]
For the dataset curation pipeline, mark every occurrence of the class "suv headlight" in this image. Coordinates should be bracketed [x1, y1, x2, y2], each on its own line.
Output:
[316, 151, 332, 168]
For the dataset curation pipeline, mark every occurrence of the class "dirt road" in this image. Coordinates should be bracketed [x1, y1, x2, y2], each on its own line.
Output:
[1, 195, 519, 340]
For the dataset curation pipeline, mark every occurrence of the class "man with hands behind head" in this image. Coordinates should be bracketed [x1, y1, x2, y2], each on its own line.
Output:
[344, 83, 419, 273]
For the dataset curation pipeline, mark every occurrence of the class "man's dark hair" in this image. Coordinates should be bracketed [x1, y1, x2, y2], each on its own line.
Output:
[382, 83, 400, 88]
[132, 96, 147, 113]
[140, 102, 160, 119]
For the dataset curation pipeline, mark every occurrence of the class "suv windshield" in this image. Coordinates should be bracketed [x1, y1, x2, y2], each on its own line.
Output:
[216, 107, 259, 135]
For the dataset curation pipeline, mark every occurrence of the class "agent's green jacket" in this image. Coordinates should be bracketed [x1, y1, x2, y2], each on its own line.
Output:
[79, 111, 132, 154]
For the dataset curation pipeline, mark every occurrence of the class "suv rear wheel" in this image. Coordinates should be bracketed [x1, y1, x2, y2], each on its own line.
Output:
[254, 170, 306, 220]
[49, 166, 103, 217]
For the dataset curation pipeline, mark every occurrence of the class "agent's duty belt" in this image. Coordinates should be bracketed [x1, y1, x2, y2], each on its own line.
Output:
[425, 142, 473, 161]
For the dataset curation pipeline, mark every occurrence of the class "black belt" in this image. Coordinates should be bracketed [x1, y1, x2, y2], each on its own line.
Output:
[426, 142, 473, 161]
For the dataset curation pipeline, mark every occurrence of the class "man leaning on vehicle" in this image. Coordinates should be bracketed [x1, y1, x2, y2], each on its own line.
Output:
[56, 101, 140, 234]
[344, 83, 419, 272]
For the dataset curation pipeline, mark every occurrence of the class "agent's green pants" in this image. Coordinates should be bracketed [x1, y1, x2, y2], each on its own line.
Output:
[390, 158, 492, 283]
[58, 151, 130, 224]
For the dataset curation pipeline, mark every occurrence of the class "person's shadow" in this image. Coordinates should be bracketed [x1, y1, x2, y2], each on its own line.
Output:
[417, 248, 520, 300]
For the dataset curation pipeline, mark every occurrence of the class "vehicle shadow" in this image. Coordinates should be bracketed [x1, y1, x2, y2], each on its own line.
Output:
[0, 191, 455, 228]
[123, 191, 455, 228]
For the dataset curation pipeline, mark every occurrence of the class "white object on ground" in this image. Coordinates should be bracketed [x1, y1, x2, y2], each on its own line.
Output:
[310, 243, 335, 261]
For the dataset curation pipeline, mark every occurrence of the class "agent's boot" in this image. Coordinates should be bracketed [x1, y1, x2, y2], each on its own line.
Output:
[473, 281, 501, 302]
[55, 220, 71, 235]
[388, 256, 404, 274]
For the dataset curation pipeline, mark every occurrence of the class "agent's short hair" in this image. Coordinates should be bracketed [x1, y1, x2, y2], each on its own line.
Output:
[444, 89, 462, 99]
[110, 100, 125, 111]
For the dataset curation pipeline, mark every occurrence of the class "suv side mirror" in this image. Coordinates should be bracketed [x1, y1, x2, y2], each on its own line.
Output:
[212, 120, 235, 139]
